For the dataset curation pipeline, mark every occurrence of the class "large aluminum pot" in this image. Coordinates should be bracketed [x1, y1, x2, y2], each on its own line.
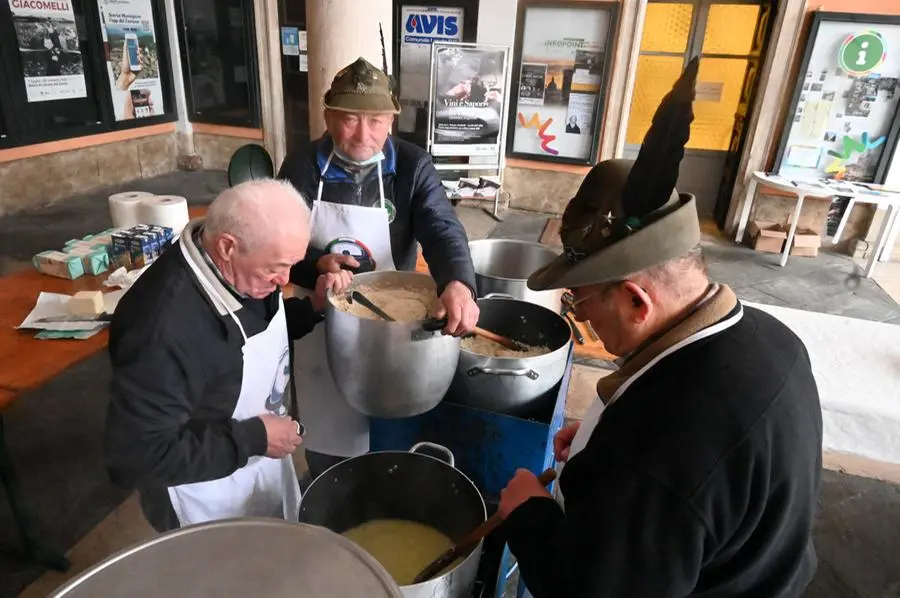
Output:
[325, 271, 460, 418]
[469, 239, 564, 313]
[448, 297, 572, 415]
[49, 518, 402, 598]
[300, 442, 486, 598]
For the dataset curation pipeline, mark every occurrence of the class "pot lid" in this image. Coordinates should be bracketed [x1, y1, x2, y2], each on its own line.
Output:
[50, 519, 402, 598]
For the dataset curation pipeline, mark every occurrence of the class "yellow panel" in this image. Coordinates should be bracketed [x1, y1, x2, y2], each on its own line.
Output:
[689, 58, 748, 151]
[626, 55, 684, 145]
[640, 3, 694, 53]
[702, 5, 761, 55]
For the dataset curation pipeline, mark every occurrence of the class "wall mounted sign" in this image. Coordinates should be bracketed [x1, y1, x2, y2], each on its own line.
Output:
[838, 31, 887, 77]
[506, 1, 618, 165]
[774, 13, 900, 183]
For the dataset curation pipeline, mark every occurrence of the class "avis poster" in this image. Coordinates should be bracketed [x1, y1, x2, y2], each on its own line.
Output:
[97, 0, 165, 120]
[8, 0, 87, 103]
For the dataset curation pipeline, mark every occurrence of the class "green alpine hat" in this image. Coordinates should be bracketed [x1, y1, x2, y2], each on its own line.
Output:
[528, 57, 701, 291]
[323, 57, 400, 114]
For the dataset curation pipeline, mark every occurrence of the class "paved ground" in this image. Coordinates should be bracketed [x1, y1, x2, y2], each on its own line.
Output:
[1, 169, 899, 597]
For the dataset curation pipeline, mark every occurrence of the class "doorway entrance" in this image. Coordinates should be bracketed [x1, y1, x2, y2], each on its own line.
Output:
[623, 0, 773, 224]
[278, 0, 310, 156]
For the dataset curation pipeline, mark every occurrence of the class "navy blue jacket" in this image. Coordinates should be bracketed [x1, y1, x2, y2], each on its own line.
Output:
[277, 135, 475, 294]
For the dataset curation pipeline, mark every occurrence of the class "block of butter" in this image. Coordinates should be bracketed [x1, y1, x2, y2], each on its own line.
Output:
[33, 250, 85, 280]
[68, 291, 105, 316]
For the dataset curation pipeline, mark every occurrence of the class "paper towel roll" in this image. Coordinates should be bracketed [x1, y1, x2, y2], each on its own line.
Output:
[109, 191, 155, 229]
[137, 195, 190, 236]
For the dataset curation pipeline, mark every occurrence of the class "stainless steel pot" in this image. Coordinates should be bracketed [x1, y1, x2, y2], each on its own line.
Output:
[469, 239, 564, 313]
[299, 443, 486, 598]
[448, 297, 572, 415]
[325, 271, 460, 418]
[49, 519, 402, 598]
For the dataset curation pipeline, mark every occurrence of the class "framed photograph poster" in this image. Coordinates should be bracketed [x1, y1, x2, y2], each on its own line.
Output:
[507, 1, 618, 165]
[428, 42, 510, 157]
[773, 12, 900, 183]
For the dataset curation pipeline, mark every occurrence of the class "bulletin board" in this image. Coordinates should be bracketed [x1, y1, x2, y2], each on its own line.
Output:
[773, 12, 900, 183]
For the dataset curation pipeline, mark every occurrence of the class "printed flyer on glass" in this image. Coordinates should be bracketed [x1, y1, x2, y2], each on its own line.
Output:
[97, 0, 166, 120]
[8, 0, 88, 102]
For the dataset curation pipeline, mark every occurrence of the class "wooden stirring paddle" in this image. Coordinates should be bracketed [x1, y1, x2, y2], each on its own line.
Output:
[412, 468, 558, 584]
[421, 317, 528, 352]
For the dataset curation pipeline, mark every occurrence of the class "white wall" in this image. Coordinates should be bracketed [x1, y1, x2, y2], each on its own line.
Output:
[475, 0, 517, 47]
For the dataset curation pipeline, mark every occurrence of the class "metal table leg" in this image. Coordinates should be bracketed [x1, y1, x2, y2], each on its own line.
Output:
[865, 203, 897, 279]
[734, 177, 759, 244]
[780, 193, 806, 268]
[0, 413, 70, 571]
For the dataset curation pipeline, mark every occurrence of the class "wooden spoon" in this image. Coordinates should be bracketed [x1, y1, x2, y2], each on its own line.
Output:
[422, 317, 528, 352]
[412, 468, 558, 584]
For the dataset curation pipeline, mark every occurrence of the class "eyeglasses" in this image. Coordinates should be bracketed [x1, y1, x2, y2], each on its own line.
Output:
[561, 281, 624, 313]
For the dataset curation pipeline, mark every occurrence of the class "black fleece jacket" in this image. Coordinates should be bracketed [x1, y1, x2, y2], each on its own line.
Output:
[502, 304, 823, 597]
[105, 233, 321, 531]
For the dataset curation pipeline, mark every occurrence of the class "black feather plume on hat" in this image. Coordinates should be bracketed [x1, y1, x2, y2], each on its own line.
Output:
[621, 56, 699, 221]
[379, 23, 397, 92]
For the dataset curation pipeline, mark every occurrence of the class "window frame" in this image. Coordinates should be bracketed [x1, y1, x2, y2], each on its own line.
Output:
[174, 0, 262, 128]
[0, 0, 178, 149]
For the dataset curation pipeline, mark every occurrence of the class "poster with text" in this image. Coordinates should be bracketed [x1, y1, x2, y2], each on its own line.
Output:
[430, 44, 508, 156]
[9, 0, 87, 102]
[511, 5, 614, 163]
[398, 5, 464, 132]
[97, 0, 166, 121]
[776, 20, 900, 182]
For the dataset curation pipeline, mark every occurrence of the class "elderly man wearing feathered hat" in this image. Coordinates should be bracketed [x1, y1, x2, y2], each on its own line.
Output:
[497, 58, 823, 597]
[278, 55, 479, 486]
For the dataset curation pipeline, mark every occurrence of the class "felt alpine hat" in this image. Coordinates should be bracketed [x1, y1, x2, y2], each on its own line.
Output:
[528, 57, 702, 291]
[323, 57, 401, 114]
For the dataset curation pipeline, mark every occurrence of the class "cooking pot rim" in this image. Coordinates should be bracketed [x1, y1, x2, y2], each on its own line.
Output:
[464, 297, 572, 357]
[299, 450, 488, 588]
[302, 449, 488, 519]
[324, 271, 442, 326]
[469, 239, 561, 284]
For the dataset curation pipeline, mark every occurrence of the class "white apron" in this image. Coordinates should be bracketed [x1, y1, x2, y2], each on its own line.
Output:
[293, 153, 397, 457]
[555, 303, 745, 507]
[166, 241, 301, 527]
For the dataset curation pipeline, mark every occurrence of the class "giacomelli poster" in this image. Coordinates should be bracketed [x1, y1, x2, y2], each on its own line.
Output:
[97, 0, 165, 121]
[511, 5, 613, 162]
[8, 0, 88, 103]
[431, 44, 507, 156]
[399, 5, 465, 133]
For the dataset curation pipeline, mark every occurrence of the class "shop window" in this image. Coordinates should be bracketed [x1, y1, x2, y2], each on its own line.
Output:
[0, 0, 177, 149]
[176, 0, 261, 128]
[626, 0, 767, 152]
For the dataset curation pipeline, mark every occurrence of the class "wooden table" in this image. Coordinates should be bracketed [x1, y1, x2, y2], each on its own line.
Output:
[415, 250, 616, 361]
[0, 206, 207, 572]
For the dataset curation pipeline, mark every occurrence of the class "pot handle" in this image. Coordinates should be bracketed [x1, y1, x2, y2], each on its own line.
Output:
[467, 366, 539, 380]
[410, 442, 455, 467]
[483, 292, 516, 300]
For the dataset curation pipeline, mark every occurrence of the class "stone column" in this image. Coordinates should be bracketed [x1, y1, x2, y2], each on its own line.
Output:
[254, 0, 287, 171]
[305, 0, 394, 139]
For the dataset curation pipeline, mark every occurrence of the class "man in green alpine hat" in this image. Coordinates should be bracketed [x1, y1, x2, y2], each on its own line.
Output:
[278, 56, 479, 486]
[497, 58, 823, 597]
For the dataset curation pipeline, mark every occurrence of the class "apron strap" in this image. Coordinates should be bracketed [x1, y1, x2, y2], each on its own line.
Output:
[377, 158, 386, 210]
[315, 152, 335, 205]
[179, 240, 249, 342]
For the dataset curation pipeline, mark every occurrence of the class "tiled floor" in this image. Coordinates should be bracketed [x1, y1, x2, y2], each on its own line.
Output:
[1, 169, 899, 597]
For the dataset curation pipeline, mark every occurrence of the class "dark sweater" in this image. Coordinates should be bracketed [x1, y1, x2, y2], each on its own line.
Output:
[105, 226, 322, 531]
[503, 304, 823, 597]
[277, 135, 475, 295]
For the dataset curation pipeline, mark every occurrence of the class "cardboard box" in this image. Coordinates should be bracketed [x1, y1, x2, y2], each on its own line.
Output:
[790, 228, 822, 258]
[748, 221, 787, 254]
[32, 250, 85, 280]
